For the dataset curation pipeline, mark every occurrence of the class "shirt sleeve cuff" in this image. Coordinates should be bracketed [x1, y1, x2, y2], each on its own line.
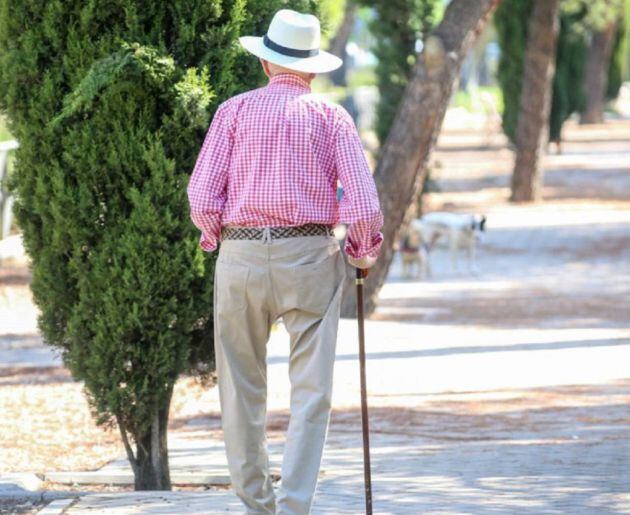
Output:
[344, 231, 383, 260]
[199, 232, 219, 252]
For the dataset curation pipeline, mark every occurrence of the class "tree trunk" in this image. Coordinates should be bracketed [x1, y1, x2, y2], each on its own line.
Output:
[580, 21, 618, 124]
[328, 2, 357, 87]
[509, 0, 560, 203]
[118, 387, 174, 490]
[341, 0, 502, 318]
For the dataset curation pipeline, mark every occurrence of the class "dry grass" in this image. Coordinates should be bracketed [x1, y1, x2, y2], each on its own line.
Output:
[0, 370, 122, 474]
[0, 368, 224, 475]
[0, 368, 219, 474]
[0, 260, 223, 475]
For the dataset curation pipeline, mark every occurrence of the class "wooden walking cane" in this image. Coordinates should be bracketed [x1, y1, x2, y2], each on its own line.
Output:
[355, 267, 373, 514]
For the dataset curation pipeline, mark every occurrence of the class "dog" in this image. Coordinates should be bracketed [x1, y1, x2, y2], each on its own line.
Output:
[404, 212, 487, 277]
[399, 223, 428, 279]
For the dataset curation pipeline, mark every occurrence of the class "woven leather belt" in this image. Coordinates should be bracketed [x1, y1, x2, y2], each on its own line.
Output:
[221, 223, 335, 242]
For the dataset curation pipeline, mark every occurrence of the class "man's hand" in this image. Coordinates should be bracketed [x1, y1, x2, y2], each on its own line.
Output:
[348, 255, 377, 276]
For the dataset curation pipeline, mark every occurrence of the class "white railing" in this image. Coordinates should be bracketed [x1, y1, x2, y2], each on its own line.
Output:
[0, 139, 19, 239]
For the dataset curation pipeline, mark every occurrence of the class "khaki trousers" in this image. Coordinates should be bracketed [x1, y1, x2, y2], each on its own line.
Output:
[214, 234, 346, 514]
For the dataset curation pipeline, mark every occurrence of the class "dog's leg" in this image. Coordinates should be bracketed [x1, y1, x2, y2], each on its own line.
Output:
[402, 255, 411, 279]
[421, 246, 432, 279]
[419, 249, 426, 279]
[450, 233, 459, 275]
[468, 242, 479, 276]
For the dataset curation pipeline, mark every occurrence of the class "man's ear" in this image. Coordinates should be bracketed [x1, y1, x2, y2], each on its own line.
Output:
[260, 58, 271, 78]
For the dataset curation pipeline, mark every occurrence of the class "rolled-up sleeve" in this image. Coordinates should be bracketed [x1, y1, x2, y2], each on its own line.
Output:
[187, 102, 233, 252]
[334, 113, 384, 259]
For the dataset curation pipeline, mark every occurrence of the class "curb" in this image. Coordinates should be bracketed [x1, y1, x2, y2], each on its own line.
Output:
[0, 491, 80, 503]
[44, 470, 235, 486]
[37, 498, 77, 515]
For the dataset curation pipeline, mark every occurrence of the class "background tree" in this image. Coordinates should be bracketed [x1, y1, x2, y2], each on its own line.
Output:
[549, 11, 588, 149]
[494, 0, 534, 144]
[0, 0, 316, 490]
[357, 0, 442, 146]
[622, 0, 630, 79]
[496, 1, 583, 147]
[606, 17, 626, 100]
[328, 1, 358, 86]
[496, 0, 625, 146]
[510, 0, 561, 202]
[500, 0, 625, 199]
[341, 0, 502, 316]
[579, 0, 625, 123]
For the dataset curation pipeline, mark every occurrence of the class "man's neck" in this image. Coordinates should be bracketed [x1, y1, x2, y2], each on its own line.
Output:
[268, 73, 312, 90]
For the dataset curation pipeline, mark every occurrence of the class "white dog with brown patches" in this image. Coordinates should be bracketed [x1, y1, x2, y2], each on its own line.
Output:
[403, 212, 487, 278]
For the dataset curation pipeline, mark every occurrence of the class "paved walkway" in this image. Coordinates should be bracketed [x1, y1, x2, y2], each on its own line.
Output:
[1, 121, 628, 513]
[44, 200, 630, 513]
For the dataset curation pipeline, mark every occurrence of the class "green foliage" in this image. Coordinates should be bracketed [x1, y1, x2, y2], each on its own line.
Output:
[563, 0, 623, 31]
[357, 0, 442, 145]
[563, 0, 626, 99]
[319, 0, 348, 47]
[496, 0, 625, 143]
[0, 0, 315, 443]
[0, 115, 12, 142]
[606, 10, 625, 99]
[549, 11, 587, 142]
[494, 0, 534, 143]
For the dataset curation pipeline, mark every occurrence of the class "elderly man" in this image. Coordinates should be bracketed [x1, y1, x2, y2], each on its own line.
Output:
[187, 9, 383, 515]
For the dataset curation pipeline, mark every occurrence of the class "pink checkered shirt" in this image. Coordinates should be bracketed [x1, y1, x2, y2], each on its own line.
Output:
[186, 73, 383, 259]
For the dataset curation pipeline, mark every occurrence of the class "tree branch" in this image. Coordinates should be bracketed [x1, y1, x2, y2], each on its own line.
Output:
[116, 413, 139, 477]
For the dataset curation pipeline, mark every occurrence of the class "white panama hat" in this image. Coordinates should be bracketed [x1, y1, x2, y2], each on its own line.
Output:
[239, 9, 342, 74]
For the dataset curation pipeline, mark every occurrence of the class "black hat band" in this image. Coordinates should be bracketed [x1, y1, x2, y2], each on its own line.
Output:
[263, 34, 319, 58]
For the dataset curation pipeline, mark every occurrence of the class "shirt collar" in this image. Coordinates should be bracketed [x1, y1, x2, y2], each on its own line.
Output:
[267, 73, 311, 92]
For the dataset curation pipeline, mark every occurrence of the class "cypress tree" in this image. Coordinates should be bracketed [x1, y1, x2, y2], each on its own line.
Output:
[494, 0, 534, 144]
[549, 11, 588, 144]
[623, 0, 630, 79]
[496, 0, 624, 143]
[496, 0, 587, 145]
[606, 17, 625, 100]
[357, 0, 441, 146]
[0, 0, 316, 490]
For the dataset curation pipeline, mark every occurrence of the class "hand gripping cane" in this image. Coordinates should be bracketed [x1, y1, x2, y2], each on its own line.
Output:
[355, 267, 373, 514]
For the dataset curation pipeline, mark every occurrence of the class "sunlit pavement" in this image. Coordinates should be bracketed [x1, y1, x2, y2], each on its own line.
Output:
[37, 121, 630, 513]
[60, 206, 630, 514]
